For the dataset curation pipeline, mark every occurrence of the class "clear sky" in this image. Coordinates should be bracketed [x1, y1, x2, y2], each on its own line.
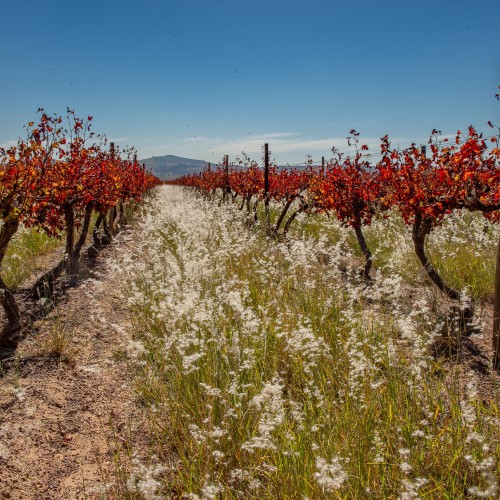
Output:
[1, 0, 499, 165]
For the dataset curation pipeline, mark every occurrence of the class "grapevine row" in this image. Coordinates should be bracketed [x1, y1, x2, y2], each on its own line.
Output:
[171, 125, 500, 367]
[0, 109, 160, 344]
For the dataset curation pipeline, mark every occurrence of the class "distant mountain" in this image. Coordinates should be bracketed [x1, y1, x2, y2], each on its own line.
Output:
[139, 155, 210, 180]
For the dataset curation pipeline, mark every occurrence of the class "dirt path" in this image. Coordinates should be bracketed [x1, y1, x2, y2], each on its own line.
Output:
[0, 229, 149, 499]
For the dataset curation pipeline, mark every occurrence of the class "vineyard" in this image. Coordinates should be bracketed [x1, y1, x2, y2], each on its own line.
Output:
[172, 127, 500, 368]
[0, 110, 160, 347]
[1, 121, 500, 498]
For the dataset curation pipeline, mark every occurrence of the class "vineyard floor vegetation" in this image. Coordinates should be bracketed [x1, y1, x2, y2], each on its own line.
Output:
[1, 226, 63, 291]
[122, 186, 499, 498]
[0, 186, 499, 497]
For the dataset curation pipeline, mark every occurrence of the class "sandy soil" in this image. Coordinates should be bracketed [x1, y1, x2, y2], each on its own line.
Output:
[0, 230, 149, 499]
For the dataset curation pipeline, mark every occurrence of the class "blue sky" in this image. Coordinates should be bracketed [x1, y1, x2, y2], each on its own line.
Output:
[1, 0, 498, 164]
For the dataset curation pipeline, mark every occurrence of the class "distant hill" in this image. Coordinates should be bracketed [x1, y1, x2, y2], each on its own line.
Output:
[139, 155, 210, 180]
[139, 154, 314, 179]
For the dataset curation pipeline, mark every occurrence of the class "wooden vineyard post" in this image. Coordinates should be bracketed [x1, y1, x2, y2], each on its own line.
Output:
[108, 142, 116, 235]
[118, 152, 135, 226]
[493, 233, 500, 370]
[223, 155, 229, 202]
[264, 143, 270, 234]
[321, 156, 325, 175]
[206, 162, 211, 200]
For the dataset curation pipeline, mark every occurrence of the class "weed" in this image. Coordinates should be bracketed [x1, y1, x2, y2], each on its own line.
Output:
[2, 225, 62, 289]
[119, 187, 500, 498]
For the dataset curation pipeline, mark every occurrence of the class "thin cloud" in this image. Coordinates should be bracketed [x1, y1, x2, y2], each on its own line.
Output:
[108, 137, 130, 142]
[210, 135, 376, 156]
[139, 132, 432, 164]
[183, 136, 211, 143]
[205, 133, 434, 164]
[0, 139, 18, 150]
[250, 132, 300, 140]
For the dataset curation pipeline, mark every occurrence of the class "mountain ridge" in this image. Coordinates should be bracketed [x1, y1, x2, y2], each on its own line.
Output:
[139, 154, 210, 180]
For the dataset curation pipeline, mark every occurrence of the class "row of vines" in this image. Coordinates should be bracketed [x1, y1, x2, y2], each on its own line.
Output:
[0, 109, 160, 344]
[171, 125, 500, 367]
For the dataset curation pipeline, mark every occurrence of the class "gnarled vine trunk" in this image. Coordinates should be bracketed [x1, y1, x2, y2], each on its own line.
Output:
[72, 202, 94, 269]
[493, 233, 500, 370]
[0, 214, 21, 343]
[253, 199, 260, 224]
[102, 214, 113, 245]
[283, 203, 309, 235]
[32, 203, 78, 298]
[115, 199, 125, 230]
[64, 203, 76, 275]
[412, 213, 461, 301]
[86, 212, 106, 258]
[108, 206, 117, 236]
[354, 224, 373, 281]
[274, 198, 294, 235]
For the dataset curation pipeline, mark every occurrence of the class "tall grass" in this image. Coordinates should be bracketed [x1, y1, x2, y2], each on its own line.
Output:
[119, 186, 499, 498]
[295, 208, 498, 302]
[2, 226, 62, 289]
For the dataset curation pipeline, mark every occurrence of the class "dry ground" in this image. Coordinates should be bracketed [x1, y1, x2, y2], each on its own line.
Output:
[0, 229, 149, 499]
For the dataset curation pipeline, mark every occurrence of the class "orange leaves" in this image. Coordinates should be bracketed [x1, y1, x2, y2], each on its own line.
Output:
[436, 169, 449, 182]
[386, 125, 500, 227]
[0, 109, 159, 234]
[462, 171, 474, 182]
[174, 123, 500, 232]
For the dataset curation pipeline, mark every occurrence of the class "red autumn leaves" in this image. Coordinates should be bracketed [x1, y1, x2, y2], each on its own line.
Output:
[1, 110, 158, 236]
[0, 109, 160, 340]
[175, 126, 500, 233]
[173, 126, 500, 290]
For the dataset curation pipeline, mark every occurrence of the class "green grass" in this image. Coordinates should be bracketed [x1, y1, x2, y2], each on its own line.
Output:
[121, 188, 500, 499]
[292, 209, 499, 303]
[2, 227, 62, 289]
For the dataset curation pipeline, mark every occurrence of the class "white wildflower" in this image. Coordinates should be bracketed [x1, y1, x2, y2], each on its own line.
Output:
[201, 481, 222, 499]
[314, 456, 347, 492]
